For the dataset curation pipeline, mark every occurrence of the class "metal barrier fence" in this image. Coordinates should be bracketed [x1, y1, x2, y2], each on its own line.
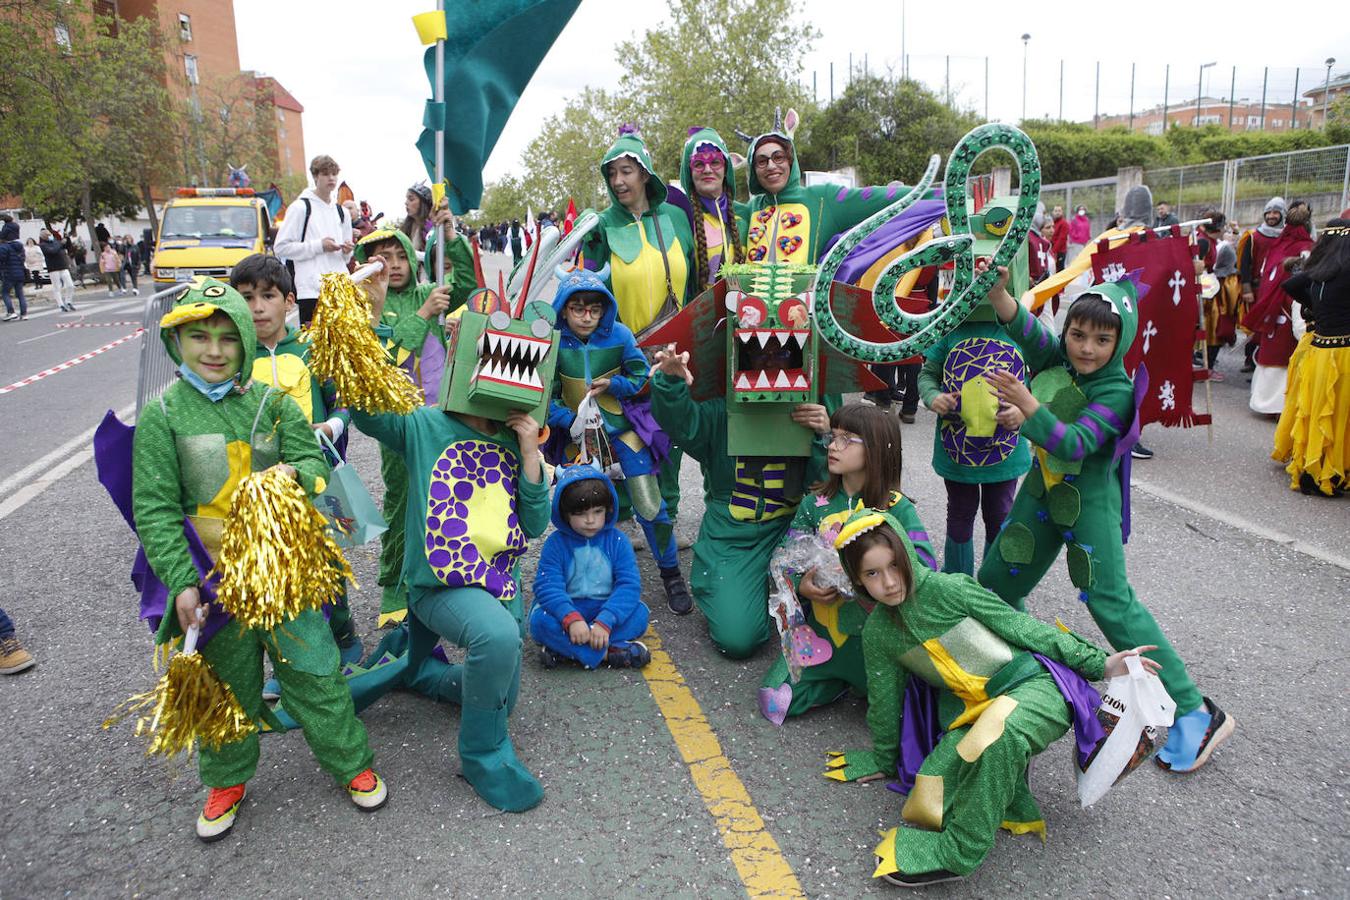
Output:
[1041, 144, 1350, 233]
[135, 282, 191, 416]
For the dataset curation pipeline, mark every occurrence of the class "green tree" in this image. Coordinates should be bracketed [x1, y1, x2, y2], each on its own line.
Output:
[612, 0, 819, 183]
[516, 86, 619, 212]
[0, 2, 181, 248]
[479, 174, 531, 222]
[797, 74, 980, 185]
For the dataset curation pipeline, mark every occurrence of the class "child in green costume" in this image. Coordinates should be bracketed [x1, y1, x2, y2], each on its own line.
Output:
[825, 510, 1156, 887]
[759, 403, 936, 723]
[132, 279, 385, 843]
[354, 222, 476, 626]
[650, 344, 831, 658]
[231, 254, 362, 667]
[977, 265, 1233, 774]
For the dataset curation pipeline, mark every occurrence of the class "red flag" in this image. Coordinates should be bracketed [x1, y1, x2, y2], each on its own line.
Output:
[562, 198, 578, 235]
[1091, 229, 1210, 428]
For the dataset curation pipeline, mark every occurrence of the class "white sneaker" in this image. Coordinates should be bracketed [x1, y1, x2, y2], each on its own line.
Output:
[2, 313, 17, 322]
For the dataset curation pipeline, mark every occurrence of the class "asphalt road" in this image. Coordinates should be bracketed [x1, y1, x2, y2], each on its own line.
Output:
[1, 256, 1346, 898]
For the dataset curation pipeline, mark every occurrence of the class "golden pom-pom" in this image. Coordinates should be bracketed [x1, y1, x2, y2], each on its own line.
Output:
[306, 271, 423, 414]
[213, 468, 355, 632]
[103, 629, 255, 758]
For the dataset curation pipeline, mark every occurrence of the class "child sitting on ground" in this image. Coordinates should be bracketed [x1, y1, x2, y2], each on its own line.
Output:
[530, 465, 651, 670]
[230, 253, 362, 668]
[132, 279, 384, 843]
[547, 267, 692, 614]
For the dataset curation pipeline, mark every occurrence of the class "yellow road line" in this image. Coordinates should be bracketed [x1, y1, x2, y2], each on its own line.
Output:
[640, 627, 805, 899]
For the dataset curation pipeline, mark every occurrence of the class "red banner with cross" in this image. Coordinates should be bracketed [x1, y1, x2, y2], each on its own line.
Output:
[1090, 228, 1211, 428]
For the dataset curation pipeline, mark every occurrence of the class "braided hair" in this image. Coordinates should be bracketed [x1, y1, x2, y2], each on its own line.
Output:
[693, 194, 746, 290]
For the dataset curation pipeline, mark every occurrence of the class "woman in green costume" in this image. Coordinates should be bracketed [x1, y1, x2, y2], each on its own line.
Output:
[758, 403, 936, 723]
[824, 509, 1157, 887]
[678, 126, 748, 292]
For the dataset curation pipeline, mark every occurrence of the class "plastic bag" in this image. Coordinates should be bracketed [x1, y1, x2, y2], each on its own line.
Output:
[1077, 654, 1176, 807]
[766, 531, 853, 682]
[569, 394, 623, 481]
[314, 430, 387, 548]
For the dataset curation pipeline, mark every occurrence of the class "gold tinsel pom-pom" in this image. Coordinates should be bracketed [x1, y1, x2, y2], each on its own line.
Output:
[213, 468, 355, 632]
[305, 271, 422, 414]
[104, 647, 256, 757]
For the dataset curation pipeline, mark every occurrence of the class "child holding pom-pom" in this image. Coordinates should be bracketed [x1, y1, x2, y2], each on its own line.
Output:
[131, 279, 385, 842]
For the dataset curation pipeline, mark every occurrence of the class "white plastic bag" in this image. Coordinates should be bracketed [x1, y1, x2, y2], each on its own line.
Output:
[1077, 654, 1176, 807]
[569, 394, 623, 480]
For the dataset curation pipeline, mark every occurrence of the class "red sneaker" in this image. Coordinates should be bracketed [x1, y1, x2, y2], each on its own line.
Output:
[196, 784, 246, 842]
[347, 768, 387, 811]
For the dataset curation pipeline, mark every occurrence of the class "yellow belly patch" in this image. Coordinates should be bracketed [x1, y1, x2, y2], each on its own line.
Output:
[956, 694, 1019, 763]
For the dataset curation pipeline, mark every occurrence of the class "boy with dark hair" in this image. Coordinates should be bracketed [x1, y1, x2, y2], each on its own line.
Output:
[547, 267, 692, 614]
[132, 278, 385, 842]
[230, 253, 361, 667]
[530, 466, 651, 670]
[977, 264, 1233, 774]
[354, 224, 477, 626]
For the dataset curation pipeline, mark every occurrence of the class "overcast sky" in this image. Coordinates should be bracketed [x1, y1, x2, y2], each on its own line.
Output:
[235, 0, 1347, 218]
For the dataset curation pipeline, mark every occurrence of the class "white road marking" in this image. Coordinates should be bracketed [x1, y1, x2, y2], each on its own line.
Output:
[0, 402, 136, 522]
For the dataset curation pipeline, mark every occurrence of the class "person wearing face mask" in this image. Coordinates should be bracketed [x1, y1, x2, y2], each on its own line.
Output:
[677, 126, 748, 293]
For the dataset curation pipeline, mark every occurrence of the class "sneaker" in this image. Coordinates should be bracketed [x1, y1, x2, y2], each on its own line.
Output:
[878, 865, 964, 888]
[2, 313, 17, 322]
[67, 303, 77, 311]
[660, 567, 694, 616]
[899, 410, 917, 424]
[1130, 443, 1154, 460]
[18, 315, 26, 321]
[196, 784, 246, 842]
[1156, 697, 1234, 774]
[0, 636, 35, 674]
[539, 645, 562, 669]
[261, 677, 281, 702]
[605, 640, 651, 669]
[1208, 371, 1225, 383]
[347, 768, 388, 811]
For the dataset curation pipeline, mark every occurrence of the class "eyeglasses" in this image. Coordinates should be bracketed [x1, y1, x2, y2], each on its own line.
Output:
[691, 157, 725, 172]
[753, 152, 789, 170]
[824, 431, 865, 449]
[565, 303, 604, 318]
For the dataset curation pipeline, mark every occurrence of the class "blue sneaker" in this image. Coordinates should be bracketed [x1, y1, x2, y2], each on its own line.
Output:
[1156, 697, 1234, 773]
[604, 640, 651, 669]
[261, 678, 281, 702]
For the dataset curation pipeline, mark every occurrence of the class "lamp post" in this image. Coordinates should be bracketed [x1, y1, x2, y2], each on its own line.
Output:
[1021, 33, 1031, 122]
[1196, 61, 1216, 126]
[1325, 58, 1337, 129]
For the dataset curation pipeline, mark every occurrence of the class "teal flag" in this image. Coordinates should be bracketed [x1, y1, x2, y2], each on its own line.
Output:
[416, 0, 582, 214]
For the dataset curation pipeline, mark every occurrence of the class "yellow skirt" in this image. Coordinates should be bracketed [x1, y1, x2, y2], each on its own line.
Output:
[1272, 334, 1350, 495]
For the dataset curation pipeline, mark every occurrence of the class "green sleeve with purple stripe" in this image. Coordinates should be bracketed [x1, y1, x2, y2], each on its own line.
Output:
[891, 495, 937, 572]
[1022, 379, 1134, 465]
[1002, 304, 1062, 373]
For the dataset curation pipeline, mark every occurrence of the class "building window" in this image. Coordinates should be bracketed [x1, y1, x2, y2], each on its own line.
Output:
[178, 13, 192, 42]
[1270, 118, 1284, 127]
[1246, 115, 1262, 126]
[184, 54, 199, 85]
[54, 23, 71, 49]
[1196, 114, 1222, 125]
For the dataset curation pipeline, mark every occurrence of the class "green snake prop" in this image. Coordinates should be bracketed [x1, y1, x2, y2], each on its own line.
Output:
[812, 123, 1042, 363]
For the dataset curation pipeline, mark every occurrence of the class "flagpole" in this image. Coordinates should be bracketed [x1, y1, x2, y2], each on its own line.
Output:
[433, 0, 446, 286]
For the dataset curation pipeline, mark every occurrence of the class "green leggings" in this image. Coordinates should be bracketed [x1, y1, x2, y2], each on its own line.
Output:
[407, 585, 524, 712]
[887, 673, 1068, 876]
[198, 610, 372, 788]
[978, 486, 1202, 715]
[378, 447, 409, 617]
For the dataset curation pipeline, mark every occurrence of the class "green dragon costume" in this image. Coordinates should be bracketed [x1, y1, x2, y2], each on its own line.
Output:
[351, 288, 558, 813]
[824, 509, 1111, 883]
[679, 126, 749, 292]
[352, 226, 476, 626]
[132, 279, 372, 789]
[582, 126, 695, 336]
[976, 277, 1232, 773]
[758, 489, 936, 723]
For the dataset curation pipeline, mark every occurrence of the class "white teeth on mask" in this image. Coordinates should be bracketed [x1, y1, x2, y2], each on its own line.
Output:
[486, 332, 499, 356]
[754, 371, 770, 390]
[735, 372, 751, 390]
[774, 370, 791, 389]
[476, 334, 485, 354]
[794, 373, 808, 389]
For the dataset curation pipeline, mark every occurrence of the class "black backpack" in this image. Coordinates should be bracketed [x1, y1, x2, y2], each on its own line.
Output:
[282, 198, 346, 288]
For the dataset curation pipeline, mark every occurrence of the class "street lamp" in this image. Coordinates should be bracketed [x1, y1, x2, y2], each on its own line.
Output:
[1021, 34, 1031, 122]
[1325, 58, 1337, 129]
[1196, 62, 1216, 126]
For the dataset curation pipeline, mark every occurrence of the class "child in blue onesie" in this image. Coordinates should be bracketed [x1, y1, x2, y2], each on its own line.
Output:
[530, 465, 651, 669]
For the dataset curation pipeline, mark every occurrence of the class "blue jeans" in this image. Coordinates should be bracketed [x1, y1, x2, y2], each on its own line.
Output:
[0, 605, 15, 640]
[1, 279, 26, 316]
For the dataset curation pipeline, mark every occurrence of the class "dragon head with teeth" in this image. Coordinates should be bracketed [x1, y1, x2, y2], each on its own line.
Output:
[438, 287, 560, 423]
[721, 262, 817, 405]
